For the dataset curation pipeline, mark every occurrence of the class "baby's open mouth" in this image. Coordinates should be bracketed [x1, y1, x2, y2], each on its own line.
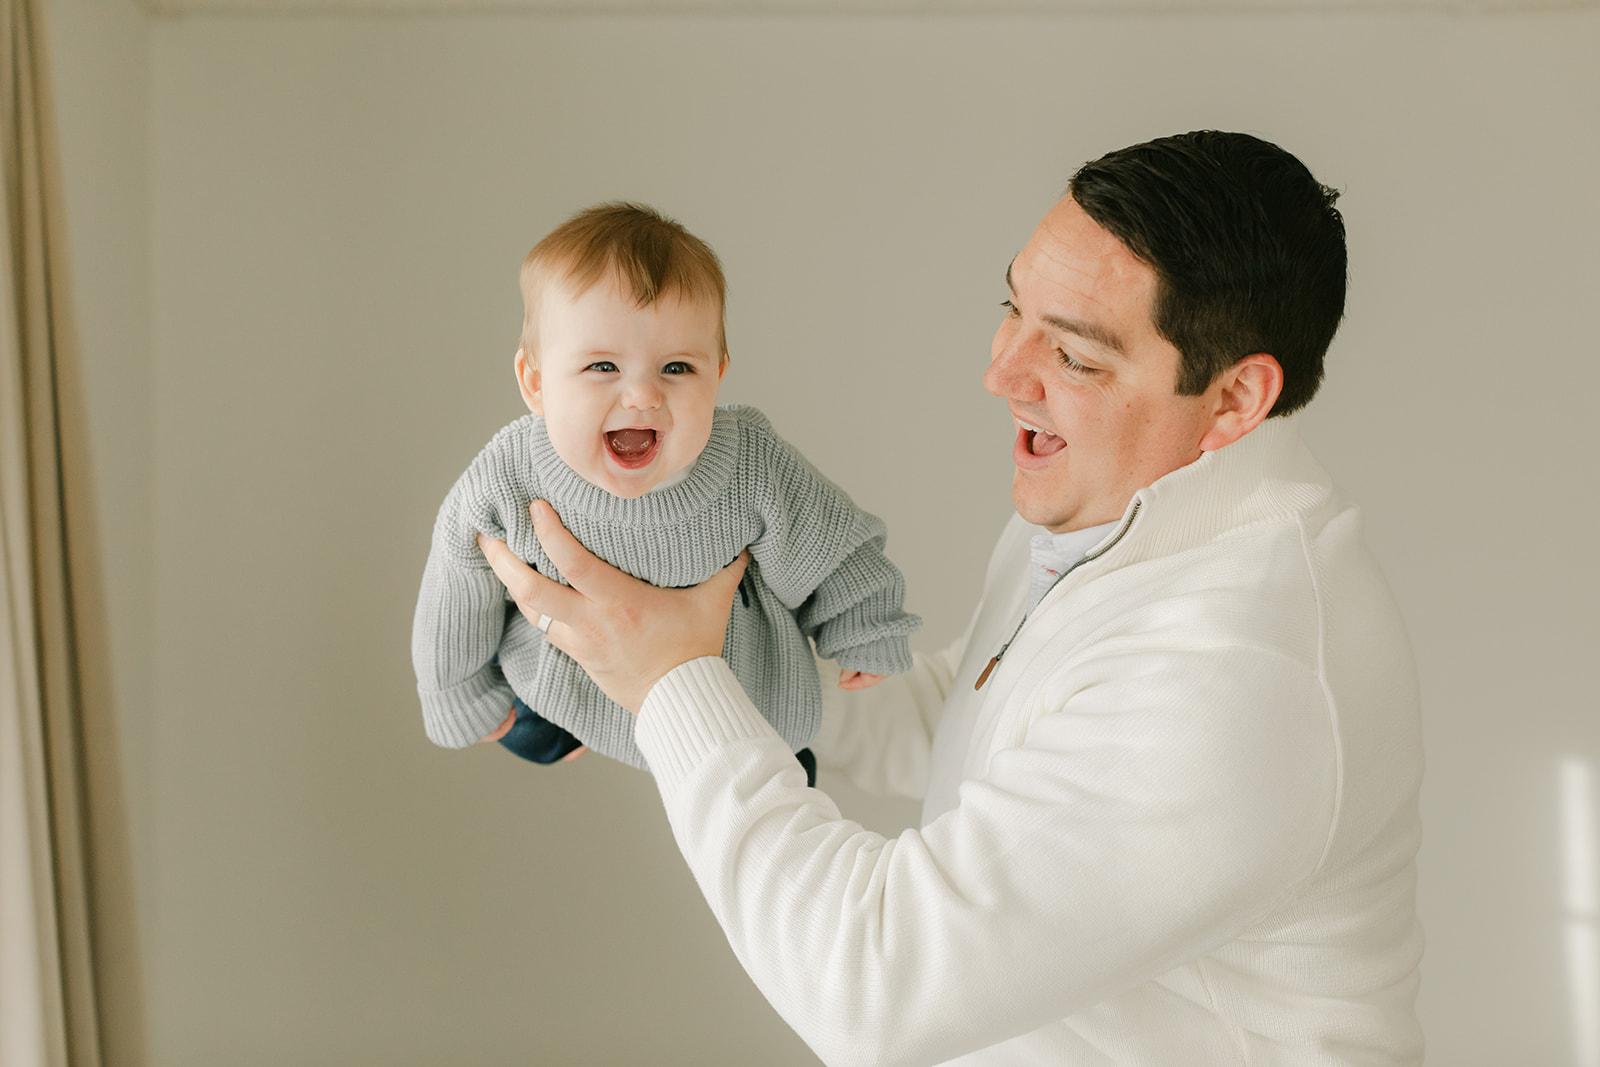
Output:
[605, 428, 660, 469]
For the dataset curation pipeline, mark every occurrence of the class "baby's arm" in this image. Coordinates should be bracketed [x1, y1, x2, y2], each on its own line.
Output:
[412, 533, 522, 747]
[796, 534, 919, 676]
[740, 410, 921, 675]
[411, 446, 532, 748]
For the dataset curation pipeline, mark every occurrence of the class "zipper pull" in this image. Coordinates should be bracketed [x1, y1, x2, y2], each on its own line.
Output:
[976, 625, 1022, 691]
[975, 636, 1015, 691]
[974, 654, 1001, 691]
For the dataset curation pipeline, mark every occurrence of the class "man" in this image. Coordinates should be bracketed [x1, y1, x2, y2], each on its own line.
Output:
[481, 131, 1425, 1065]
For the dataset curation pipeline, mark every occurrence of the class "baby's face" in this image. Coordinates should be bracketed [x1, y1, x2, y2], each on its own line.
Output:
[519, 275, 726, 498]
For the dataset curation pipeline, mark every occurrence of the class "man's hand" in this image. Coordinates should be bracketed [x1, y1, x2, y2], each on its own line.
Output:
[476, 500, 749, 715]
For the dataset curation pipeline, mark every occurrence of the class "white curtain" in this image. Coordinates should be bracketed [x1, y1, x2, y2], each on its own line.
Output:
[0, 0, 142, 1063]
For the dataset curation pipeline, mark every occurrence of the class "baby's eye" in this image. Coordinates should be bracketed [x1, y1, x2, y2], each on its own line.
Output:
[662, 361, 693, 375]
[585, 360, 618, 373]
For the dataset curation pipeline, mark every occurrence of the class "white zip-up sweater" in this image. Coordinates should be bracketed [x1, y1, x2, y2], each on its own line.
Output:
[634, 418, 1424, 1066]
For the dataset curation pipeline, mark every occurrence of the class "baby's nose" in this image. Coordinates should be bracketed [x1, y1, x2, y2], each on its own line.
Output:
[622, 379, 662, 408]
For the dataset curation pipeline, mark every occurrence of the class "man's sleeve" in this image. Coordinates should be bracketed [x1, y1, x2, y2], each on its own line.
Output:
[812, 512, 1022, 800]
[812, 632, 967, 800]
[410, 468, 518, 749]
[634, 648, 1336, 1067]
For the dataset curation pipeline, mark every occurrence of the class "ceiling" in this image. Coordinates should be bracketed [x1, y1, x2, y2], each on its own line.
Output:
[134, 0, 1597, 17]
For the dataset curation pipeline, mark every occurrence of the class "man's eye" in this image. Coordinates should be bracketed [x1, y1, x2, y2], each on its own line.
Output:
[1000, 299, 1020, 317]
[663, 361, 692, 375]
[585, 361, 618, 373]
[1057, 350, 1096, 375]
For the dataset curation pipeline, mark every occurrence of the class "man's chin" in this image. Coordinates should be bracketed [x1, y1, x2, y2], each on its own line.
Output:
[1012, 479, 1066, 531]
[1013, 480, 1117, 534]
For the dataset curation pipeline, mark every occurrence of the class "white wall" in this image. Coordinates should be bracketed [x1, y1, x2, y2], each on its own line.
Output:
[48, 6, 1600, 1065]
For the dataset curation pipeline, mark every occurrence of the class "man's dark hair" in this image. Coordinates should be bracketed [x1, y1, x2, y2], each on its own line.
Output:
[1069, 131, 1346, 417]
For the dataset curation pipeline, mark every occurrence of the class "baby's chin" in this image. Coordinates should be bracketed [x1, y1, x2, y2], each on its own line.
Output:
[549, 428, 705, 498]
[568, 451, 693, 498]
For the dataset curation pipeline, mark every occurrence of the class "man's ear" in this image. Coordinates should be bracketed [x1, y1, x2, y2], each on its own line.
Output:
[1198, 353, 1283, 452]
[515, 346, 544, 416]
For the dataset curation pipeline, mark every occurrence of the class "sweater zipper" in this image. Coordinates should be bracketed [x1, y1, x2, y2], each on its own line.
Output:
[973, 500, 1142, 691]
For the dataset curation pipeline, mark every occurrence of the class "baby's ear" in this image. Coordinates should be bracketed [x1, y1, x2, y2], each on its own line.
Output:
[514, 346, 544, 416]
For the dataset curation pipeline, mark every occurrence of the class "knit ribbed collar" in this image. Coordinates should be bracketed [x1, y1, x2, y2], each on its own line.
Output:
[522, 405, 743, 527]
[1102, 416, 1333, 570]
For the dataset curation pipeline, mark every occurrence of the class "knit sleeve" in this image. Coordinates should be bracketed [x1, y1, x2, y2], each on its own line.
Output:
[738, 411, 920, 675]
[409, 439, 522, 749]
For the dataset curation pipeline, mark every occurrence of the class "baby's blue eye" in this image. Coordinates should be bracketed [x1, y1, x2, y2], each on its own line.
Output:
[585, 360, 618, 373]
[663, 361, 693, 375]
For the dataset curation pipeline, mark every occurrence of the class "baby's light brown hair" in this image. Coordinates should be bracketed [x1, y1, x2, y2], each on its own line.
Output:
[520, 202, 728, 363]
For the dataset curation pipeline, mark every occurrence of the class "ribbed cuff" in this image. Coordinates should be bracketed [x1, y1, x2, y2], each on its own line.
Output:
[831, 635, 915, 677]
[635, 657, 774, 792]
[419, 672, 517, 749]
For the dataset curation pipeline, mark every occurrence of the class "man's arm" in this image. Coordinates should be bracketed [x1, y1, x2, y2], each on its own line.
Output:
[812, 513, 1024, 800]
[477, 505, 1335, 1065]
[810, 638, 964, 800]
[638, 652, 1335, 1067]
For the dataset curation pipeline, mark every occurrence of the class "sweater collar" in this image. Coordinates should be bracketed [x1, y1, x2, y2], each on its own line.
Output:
[1099, 417, 1334, 569]
[524, 405, 743, 525]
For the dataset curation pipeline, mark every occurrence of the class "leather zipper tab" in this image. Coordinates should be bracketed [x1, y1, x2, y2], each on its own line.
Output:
[974, 655, 1001, 691]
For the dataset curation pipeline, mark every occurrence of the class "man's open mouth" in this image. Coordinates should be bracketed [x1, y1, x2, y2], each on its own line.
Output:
[1018, 419, 1066, 457]
[605, 428, 660, 469]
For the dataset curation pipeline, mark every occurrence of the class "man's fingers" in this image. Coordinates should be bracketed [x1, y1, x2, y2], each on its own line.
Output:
[530, 500, 623, 599]
[476, 530, 580, 627]
[704, 550, 751, 601]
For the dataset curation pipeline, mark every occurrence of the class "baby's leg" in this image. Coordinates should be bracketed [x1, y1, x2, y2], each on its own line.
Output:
[488, 651, 585, 763]
[498, 693, 585, 763]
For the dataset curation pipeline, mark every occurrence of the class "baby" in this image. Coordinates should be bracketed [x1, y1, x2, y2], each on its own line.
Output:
[412, 203, 920, 776]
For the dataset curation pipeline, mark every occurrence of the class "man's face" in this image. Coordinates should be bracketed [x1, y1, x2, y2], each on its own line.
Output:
[984, 196, 1221, 533]
[519, 275, 726, 498]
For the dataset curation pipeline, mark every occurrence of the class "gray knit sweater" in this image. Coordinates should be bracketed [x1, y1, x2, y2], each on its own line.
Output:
[412, 404, 920, 770]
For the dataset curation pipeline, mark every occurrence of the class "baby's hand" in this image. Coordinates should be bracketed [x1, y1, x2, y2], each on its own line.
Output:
[837, 669, 885, 691]
[478, 708, 516, 743]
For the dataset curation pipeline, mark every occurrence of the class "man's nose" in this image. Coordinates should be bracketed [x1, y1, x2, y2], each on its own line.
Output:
[983, 329, 1043, 402]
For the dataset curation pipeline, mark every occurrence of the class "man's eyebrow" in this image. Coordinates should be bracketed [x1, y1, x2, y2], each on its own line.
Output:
[1005, 258, 1129, 357]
